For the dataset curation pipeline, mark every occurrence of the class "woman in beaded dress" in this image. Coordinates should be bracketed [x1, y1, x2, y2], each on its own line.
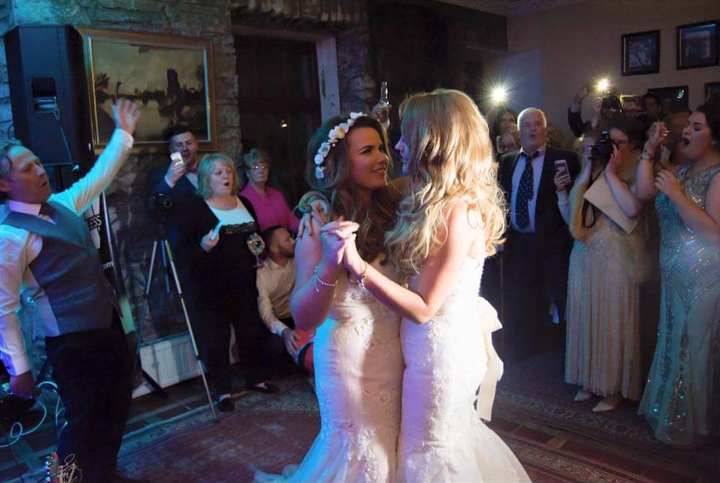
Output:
[563, 118, 648, 413]
[636, 99, 720, 447]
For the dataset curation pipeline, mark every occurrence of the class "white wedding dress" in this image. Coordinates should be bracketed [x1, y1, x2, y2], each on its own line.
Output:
[256, 260, 404, 483]
[398, 254, 531, 483]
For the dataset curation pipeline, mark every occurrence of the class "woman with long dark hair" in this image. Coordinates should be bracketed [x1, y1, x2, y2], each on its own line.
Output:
[637, 99, 720, 447]
[256, 113, 405, 482]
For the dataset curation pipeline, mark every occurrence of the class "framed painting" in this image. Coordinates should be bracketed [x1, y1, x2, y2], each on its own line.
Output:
[648, 85, 690, 113]
[621, 30, 660, 76]
[78, 28, 217, 154]
[677, 20, 719, 70]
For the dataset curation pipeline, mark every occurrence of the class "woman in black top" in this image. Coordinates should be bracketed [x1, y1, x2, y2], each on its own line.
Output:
[177, 153, 276, 412]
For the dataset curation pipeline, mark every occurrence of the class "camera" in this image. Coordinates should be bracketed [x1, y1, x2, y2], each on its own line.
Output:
[601, 94, 622, 111]
[590, 130, 616, 163]
[150, 193, 173, 212]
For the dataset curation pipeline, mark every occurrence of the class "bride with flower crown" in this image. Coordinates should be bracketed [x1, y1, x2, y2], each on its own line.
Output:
[255, 111, 405, 483]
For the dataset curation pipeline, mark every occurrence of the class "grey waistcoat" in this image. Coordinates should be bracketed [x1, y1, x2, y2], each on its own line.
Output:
[1, 200, 118, 337]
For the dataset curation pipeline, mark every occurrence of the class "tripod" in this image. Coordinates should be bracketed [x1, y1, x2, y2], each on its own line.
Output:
[136, 220, 218, 422]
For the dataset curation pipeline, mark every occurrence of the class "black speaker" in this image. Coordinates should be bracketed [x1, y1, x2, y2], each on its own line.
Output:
[4, 25, 93, 167]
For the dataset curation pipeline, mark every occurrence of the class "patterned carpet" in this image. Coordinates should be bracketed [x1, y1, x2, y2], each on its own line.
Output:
[112, 379, 671, 483]
[495, 351, 720, 475]
[8, 352, 715, 482]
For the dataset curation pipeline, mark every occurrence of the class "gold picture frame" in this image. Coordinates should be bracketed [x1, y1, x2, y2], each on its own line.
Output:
[77, 27, 217, 154]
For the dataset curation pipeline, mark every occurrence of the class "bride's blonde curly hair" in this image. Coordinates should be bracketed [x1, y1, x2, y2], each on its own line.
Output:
[385, 89, 507, 276]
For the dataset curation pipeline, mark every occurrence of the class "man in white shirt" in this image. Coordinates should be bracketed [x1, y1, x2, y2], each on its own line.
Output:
[257, 225, 314, 374]
[0, 99, 145, 483]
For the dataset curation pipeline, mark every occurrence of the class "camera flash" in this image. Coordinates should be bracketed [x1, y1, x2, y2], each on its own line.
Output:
[491, 86, 508, 105]
[597, 78, 610, 93]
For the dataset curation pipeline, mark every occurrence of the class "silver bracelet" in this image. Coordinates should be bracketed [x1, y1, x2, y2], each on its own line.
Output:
[313, 266, 337, 293]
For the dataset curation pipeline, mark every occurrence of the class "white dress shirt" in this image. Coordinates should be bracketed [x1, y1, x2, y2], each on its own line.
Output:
[0, 129, 134, 375]
[256, 258, 295, 337]
[511, 145, 546, 233]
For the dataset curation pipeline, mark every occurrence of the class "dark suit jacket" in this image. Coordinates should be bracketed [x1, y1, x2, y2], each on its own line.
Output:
[146, 166, 199, 252]
[499, 147, 580, 250]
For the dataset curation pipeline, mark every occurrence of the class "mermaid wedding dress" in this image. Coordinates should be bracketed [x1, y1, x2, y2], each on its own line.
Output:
[255, 260, 403, 482]
[397, 254, 531, 482]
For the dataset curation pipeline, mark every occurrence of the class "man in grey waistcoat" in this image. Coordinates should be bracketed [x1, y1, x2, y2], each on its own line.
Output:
[0, 99, 144, 483]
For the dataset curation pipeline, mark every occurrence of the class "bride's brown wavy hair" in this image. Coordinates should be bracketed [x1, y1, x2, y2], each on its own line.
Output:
[305, 114, 401, 262]
[385, 89, 507, 276]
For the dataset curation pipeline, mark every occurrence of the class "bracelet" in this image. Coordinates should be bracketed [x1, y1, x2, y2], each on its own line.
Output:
[313, 266, 337, 293]
[348, 261, 368, 289]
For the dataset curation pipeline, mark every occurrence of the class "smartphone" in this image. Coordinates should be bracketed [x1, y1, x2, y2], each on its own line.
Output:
[379, 81, 389, 108]
[170, 151, 184, 167]
[554, 159, 569, 177]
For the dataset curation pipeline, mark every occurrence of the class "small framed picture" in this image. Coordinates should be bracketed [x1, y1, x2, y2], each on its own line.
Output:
[648, 86, 690, 113]
[622, 30, 660, 76]
[706, 82, 720, 101]
[677, 20, 719, 70]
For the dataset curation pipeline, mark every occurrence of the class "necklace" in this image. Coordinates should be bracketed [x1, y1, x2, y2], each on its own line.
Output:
[210, 197, 237, 210]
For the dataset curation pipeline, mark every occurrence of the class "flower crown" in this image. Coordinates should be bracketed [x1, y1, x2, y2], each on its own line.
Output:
[314, 112, 366, 179]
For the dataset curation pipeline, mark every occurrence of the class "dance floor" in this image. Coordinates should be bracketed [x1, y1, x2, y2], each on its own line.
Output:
[3, 351, 717, 482]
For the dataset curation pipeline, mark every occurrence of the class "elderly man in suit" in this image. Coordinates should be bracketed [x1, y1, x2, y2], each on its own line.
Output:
[499, 108, 579, 363]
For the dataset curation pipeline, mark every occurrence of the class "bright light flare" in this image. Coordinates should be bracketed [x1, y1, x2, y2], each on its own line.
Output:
[596, 78, 610, 93]
[490, 86, 508, 105]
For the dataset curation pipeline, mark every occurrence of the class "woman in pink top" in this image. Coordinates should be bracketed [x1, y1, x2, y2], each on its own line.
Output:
[239, 148, 300, 233]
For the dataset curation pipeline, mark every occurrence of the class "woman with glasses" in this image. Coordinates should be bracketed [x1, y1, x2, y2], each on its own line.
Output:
[564, 117, 649, 413]
[239, 148, 300, 233]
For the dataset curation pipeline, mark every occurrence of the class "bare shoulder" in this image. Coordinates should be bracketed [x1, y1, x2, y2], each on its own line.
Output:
[447, 200, 482, 229]
[446, 200, 485, 257]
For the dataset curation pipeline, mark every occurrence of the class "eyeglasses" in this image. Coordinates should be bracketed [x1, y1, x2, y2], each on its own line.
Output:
[250, 163, 269, 171]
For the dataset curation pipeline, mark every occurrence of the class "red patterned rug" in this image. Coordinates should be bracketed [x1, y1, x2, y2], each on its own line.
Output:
[116, 380, 659, 483]
[495, 350, 720, 476]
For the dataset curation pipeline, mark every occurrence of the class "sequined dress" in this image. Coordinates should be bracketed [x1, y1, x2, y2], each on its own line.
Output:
[565, 211, 643, 400]
[639, 163, 720, 445]
[397, 255, 531, 482]
[255, 260, 403, 482]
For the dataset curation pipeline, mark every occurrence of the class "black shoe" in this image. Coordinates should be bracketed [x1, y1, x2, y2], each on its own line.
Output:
[217, 396, 235, 412]
[247, 381, 280, 394]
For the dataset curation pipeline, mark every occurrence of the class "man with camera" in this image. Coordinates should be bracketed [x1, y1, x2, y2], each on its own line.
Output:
[0, 99, 145, 483]
[499, 108, 580, 363]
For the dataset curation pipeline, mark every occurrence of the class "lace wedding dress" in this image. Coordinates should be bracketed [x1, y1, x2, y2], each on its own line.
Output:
[398, 255, 531, 483]
[255, 261, 403, 483]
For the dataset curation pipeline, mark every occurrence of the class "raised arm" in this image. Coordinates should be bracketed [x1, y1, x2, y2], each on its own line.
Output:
[54, 99, 140, 215]
[290, 217, 346, 330]
[604, 146, 642, 219]
[636, 122, 668, 202]
[337, 202, 479, 324]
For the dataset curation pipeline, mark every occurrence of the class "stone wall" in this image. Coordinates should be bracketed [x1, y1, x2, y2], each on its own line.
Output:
[0, 0, 241, 341]
[232, 0, 377, 112]
[0, 0, 377, 342]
